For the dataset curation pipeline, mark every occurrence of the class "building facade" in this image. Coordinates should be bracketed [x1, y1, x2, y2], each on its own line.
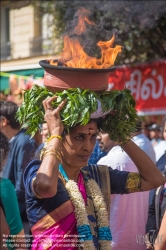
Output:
[1, 1, 60, 92]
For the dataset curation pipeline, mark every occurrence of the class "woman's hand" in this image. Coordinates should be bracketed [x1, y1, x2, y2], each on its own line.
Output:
[42, 96, 67, 135]
[34, 96, 67, 198]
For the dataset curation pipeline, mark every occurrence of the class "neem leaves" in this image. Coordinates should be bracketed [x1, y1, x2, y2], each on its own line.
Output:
[98, 89, 138, 143]
[16, 85, 139, 143]
[16, 85, 98, 138]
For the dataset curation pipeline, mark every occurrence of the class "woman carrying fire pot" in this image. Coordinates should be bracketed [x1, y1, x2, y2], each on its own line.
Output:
[13, 5, 166, 248]
[21, 92, 165, 250]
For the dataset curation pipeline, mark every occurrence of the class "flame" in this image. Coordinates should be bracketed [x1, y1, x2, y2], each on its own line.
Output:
[74, 7, 96, 35]
[50, 8, 122, 69]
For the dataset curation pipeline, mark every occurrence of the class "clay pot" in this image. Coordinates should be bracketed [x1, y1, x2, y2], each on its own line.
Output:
[39, 60, 115, 93]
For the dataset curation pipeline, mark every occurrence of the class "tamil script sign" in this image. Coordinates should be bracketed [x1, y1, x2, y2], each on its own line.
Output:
[109, 60, 166, 115]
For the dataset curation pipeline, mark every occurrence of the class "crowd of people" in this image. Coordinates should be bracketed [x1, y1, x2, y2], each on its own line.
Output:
[0, 99, 166, 250]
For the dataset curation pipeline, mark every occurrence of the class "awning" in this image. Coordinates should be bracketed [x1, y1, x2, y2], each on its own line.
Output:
[0, 68, 44, 91]
[109, 60, 166, 115]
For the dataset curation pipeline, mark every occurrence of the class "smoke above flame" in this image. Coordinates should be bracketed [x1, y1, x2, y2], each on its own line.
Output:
[50, 7, 122, 69]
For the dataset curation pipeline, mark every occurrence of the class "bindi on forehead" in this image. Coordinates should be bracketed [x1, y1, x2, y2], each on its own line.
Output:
[88, 127, 95, 135]
[73, 121, 97, 135]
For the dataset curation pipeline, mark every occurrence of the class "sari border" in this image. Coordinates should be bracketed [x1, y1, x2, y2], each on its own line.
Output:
[31, 200, 74, 235]
[97, 165, 111, 220]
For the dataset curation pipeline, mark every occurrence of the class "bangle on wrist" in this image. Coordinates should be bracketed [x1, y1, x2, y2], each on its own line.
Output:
[40, 148, 61, 162]
[47, 135, 62, 142]
[43, 152, 61, 162]
[44, 144, 61, 151]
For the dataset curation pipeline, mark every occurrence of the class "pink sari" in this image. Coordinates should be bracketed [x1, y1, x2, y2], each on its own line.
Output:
[31, 173, 86, 250]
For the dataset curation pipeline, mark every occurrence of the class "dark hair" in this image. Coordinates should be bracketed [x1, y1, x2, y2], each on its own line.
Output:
[135, 120, 143, 133]
[0, 101, 20, 129]
[0, 132, 9, 171]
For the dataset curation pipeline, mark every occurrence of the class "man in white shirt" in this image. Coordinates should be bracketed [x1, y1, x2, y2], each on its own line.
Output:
[148, 123, 162, 148]
[132, 121, 156, 163]
[97, 131, 150, 250]
[153, 141, 166, 162]
[132, 121, 157, 205]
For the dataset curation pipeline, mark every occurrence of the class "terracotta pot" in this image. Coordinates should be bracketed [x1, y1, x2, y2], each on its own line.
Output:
[39, 60, 115, 93]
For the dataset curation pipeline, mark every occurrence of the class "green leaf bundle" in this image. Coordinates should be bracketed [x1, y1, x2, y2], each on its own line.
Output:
[16, 85, 140, 143]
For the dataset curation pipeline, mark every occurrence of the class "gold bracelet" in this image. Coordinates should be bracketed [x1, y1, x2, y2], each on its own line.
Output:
[44, 148, 60, 155]
[40, 148, 61, 161]
[47, 135, 62, 142]
[40, 148, 61, 160]
[43, 152, 61, 162]
[43, 149, 61, 158]
[45, 144, 62, 151]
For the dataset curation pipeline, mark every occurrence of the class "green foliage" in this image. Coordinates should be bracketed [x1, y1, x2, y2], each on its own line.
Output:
[16, 85, 98, 137]
[16, 85, 139, 143]
[100, 89, 138, 143]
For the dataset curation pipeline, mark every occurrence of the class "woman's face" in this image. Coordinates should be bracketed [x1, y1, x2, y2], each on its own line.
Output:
[61, 120, 98, 169]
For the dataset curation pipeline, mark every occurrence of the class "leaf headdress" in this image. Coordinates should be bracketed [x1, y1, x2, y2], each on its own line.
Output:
[16, 85, 139, 144]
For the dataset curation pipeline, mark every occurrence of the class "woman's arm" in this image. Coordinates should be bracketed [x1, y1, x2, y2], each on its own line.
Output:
[1, 180, 27, 250]
[121, 140, 165, 191]
[33, 96, 66, 198]
[0, 207, 9, 250]
[154, 211, 166, 250]
[0, 208, 27, 250]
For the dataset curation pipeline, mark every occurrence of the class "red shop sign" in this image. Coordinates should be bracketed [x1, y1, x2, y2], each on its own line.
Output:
[109, 60, 166, 115]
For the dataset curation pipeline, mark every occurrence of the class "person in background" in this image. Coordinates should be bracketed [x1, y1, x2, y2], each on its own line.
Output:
[35, 123, 49, 157]
[33, 130, 42, 148]
[153, 118, 166, 162]
[97, 131, 151, 250]
[132, 120, 156, 163]
[149, 119, 166, 204]
[154, 211, 166, 250]
[0, 132, 26, 250]
[143, 122, 154, 140]
[149, 124, 162, 148]
[161, 119, 166, 141]
[88, 140, 107, 165]
[0, 101, 38, 236]
[146, 163, 166, 250]
[146, 119, 166, 244]
[41, 122, 49, 143]
[0, 207, 9, 250]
